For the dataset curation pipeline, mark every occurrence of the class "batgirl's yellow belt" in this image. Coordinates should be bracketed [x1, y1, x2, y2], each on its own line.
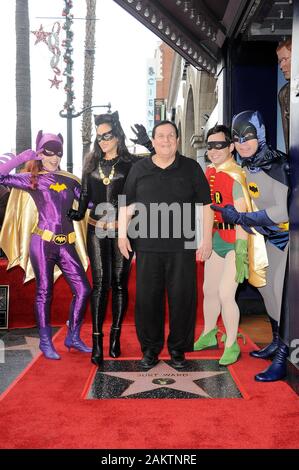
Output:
[32, 227, 76, 245]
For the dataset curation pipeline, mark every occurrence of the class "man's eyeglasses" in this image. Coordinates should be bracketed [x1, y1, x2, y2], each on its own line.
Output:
[96, 131, 115, 143]
[155, 132, 177, 141]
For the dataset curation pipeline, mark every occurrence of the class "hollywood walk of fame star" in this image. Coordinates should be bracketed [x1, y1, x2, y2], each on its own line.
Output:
[101, 361, 227, 398]
[31, 25, 51, 45]
[49, 75, 63, 89]
[0, 336, 40, 358]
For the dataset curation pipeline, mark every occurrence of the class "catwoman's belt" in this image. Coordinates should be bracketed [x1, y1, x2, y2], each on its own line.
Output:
[32, 227, 76, 245]
[88, 216, 118, 230]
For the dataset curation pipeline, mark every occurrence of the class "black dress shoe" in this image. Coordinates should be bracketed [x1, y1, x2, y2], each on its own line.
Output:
[140, 351, 159, 370]
[170, 350, 187, 369]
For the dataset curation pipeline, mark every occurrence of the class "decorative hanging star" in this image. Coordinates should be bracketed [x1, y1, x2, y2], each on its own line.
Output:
[31, 25, 51, 45]
[101, 361, 227, 398]
[49, 75, 63, 89]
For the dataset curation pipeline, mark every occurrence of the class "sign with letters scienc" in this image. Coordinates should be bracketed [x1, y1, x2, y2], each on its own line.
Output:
[146, 59, 156, 138]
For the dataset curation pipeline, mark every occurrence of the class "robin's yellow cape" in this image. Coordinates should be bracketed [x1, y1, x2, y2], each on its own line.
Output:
[210, 157, 268, 287]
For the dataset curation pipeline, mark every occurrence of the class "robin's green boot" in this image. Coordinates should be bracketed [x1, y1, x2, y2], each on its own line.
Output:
[219, 341, 241, 366]
[194, 327, 218, 351]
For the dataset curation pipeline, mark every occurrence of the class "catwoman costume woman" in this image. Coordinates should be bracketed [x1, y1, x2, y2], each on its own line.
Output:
[68, 111, 152, 366]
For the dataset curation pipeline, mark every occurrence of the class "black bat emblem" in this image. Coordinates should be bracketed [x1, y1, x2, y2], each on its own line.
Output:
[249, 184, 259, 193]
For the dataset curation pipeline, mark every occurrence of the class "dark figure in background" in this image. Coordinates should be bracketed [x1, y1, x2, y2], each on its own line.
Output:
[277, 38, 292, 153]
[68, 111, 152, 366]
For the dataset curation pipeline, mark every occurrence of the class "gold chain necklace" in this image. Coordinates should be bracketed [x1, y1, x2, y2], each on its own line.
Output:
[98, 160, 118, 185]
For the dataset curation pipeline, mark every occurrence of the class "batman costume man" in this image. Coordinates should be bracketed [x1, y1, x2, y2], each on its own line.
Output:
[212, 110, 289, 382]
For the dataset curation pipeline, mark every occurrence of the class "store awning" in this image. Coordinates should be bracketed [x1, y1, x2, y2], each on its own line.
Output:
[113, 1, 293, 74]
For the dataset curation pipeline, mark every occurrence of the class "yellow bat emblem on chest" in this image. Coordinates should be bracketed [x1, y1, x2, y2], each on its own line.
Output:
[248, 182, 260, 198]
[49, 182, 67, 192]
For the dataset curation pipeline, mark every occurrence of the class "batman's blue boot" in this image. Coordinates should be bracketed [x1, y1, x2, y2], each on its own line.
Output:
[250, 317, 279, 359]
[255, 340, 288, 382]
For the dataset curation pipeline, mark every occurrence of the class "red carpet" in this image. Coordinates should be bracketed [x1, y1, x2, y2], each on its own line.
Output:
[1, 259, 299, 449]
[0, 324, 299, 449]
[0, 258, 204, 328]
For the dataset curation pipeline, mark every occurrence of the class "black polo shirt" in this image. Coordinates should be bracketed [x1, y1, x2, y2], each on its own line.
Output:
[122, 153, 211, 252]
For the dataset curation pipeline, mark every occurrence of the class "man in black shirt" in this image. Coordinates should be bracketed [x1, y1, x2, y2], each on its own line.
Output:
[118, 121, 213, 369]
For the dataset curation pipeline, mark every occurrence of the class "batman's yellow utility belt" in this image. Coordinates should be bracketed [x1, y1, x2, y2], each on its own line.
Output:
[277, 222, 289, 232]
[32, 227, 76, 245]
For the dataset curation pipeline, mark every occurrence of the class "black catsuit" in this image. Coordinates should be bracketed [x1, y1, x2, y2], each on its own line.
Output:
[75, 155, 138, 358]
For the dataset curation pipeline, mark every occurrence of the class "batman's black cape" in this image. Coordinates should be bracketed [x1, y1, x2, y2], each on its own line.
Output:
[241, 146, 290, 188]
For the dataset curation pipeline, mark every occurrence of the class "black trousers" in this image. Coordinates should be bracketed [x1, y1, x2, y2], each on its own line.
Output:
[135, 250, 197, 355]
[87, 227, 133, 333]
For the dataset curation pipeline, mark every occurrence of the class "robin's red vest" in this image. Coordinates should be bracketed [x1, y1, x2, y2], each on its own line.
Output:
[206, 166, 236, 244]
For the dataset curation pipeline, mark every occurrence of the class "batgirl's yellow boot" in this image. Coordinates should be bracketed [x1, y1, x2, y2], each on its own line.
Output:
[194, 327, 218, 351]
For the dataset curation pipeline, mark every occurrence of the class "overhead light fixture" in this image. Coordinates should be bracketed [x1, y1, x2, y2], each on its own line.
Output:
[144, 8, 150, 17]
[190, 9, 195, 19]
[158, 20, 164, 30]
[165, 26, 171, 35]
[184, 2, 190, 13]
[176, 37, 181, 46]
[136, 1, 142, 10]
[171, 32, 176, 41]
[127, 0, 135, 3]
[193, 51, 198, 59]
[151, 14, 157, 23]
[183, 42, 188, 50]
[188, 47, 193, 55]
